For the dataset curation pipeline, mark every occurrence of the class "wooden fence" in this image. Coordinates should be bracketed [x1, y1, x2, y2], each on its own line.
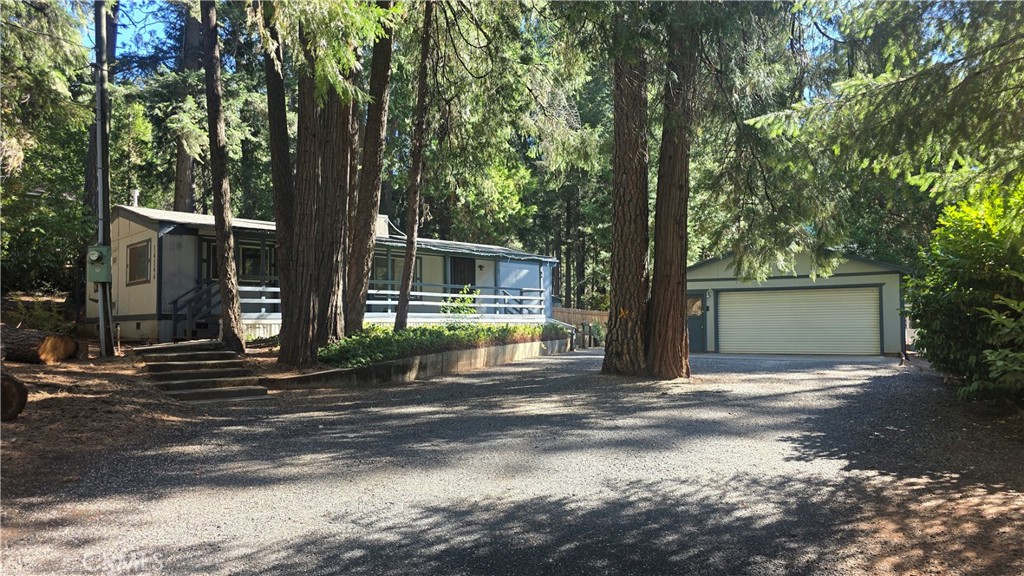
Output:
[552, 307, 608, 328]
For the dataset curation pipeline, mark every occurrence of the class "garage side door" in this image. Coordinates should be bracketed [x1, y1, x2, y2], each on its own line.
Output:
[718, 287, 880, 355]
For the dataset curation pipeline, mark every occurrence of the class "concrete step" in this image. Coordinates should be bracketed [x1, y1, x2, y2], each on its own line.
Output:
[140, 350, 239, 363]
[183, 395, 275, 405]
[165, 386, 268, 402]
[149, 367, 253, 382]
[133, 340, 224, 356]
[155, 376, 261, 392]
[145, 359, 246, 373]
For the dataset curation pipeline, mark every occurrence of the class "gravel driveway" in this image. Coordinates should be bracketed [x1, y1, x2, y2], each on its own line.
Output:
[2, 350, 1022, 575]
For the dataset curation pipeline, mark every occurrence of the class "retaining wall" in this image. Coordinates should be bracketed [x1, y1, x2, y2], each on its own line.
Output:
[262, 338, 572, 391]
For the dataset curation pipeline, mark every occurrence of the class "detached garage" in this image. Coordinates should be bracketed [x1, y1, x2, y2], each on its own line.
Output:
[686, 254, 907, 355]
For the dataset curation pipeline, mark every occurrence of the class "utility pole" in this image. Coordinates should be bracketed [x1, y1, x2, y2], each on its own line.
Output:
[94, 0, 115, 357]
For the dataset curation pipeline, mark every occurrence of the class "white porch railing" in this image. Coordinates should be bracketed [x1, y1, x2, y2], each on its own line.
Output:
[364, 285, 546, 324]
[172, 282, 547, 340]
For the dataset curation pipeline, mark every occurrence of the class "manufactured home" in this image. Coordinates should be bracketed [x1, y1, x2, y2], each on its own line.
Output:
[84, 205, 557, 342]
[686, 253, 907, 355]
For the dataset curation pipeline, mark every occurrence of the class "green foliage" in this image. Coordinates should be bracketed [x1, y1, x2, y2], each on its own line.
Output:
[977, 272, 1024, 397]
[737, 1, 1024, 279]
[0, 196, 90, 294]
[0, 0, 89, 175]
[261, 0, 400, 102]
[318, 323, 570, 368]
[752, 1, 1024, 206]
[586, 322, 606, 346]
[3, 297, 73, 334]
[440, 285, 479, 315]
[1, 150, 91, 293]
[109, 94, 159, 203]
[906, 196, 1024, 399]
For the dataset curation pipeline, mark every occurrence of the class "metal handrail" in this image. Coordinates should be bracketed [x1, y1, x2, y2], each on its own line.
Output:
[170, 280, 219, 340]
[500, 289, 528, 315]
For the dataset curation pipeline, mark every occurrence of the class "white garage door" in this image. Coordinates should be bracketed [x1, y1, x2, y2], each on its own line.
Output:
[718, 287, 880, 355]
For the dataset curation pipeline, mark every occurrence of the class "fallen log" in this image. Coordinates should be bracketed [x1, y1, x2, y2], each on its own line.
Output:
[1, 371, 28, 421]
[1, 324, 79, 364]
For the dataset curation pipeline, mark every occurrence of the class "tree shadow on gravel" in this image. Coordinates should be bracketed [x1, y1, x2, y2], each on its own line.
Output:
[6, 352, 819, 501]
[4, 476, 894, 575]
[782, 362, 1024, 490]
[29, 474, 1022, 576]
[4, 351, 1023, 576]
[780, 362, 1024, 575]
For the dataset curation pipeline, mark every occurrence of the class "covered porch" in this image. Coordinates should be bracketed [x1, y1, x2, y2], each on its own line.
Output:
[170, 234, 553, 342]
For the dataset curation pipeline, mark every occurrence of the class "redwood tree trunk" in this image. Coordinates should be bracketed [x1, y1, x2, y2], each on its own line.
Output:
[174, 8, 202, 213]
[395, 0, 433, 332]
[201, 0, 245, 354]
[278, 42, 321, 366]
[648, 17, 699, 380]
[261, 4, 300, 364]
[602, 9, 651, 376]
[564, 194, 574, 309]
[574, 188, 586, 308]
[345, 0, 395, 336]
[316, 88, 352, 345]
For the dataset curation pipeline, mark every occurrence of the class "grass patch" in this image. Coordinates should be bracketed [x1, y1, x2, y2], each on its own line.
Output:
[318, 323, 570, 368]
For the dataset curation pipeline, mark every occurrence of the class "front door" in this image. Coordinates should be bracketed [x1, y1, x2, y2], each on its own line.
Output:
[687, 292, 707, 353]
[450, 257, 476, 289]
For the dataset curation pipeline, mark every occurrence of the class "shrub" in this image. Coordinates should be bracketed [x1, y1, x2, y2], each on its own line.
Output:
[3, 296, 73, 334]
[906, 197, 1024, 399]
[977, 272, 1024, 397]
[1, 191, 91, 294]
[440, 285, 480, 315]
[318, 323, 570, 368]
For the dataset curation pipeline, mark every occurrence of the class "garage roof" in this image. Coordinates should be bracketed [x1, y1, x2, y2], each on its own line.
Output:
[687, 253, 910, 275]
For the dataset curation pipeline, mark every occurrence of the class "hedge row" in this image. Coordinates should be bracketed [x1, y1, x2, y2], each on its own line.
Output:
[318, 323, 570, 368]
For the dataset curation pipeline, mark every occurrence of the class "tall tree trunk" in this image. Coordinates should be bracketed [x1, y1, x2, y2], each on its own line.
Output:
[395, 0, 433, 332]
[564, 194, 573, 309]
[260, 2, 298, 363]
[279, 37, 321, 366]
[201, 0, 245, 354]
[576, 206, 586, 308]
[554, 223, 563, 304]
[648, 17, 699, 380]
[174, 8, 202, 213]
[602, 8, 650, 376]
[572, 186, 585, 308]
[345, 0, 395, 336]
[316, 88, 352, 345]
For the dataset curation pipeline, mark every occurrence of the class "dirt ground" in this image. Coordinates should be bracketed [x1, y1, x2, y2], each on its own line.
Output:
[0, 345, 193, 493]
[0, 341, 321, 494]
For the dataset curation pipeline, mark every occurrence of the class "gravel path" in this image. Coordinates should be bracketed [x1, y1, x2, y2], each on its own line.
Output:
[2, 350, 1022, 575]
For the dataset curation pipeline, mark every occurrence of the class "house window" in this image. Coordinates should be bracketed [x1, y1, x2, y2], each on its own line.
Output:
[239, 245, 262, 278]
[370, 255, 390, 289]
[370, 254, 423, 291]
[202, 242, 218, 280]
[391, 256, 423, 287]
[126, 240, 151, 285]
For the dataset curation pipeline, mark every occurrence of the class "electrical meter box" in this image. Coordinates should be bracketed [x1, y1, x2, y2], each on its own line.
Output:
[86, 246, 112, 283]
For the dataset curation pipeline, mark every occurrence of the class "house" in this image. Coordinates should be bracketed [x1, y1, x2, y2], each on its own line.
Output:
[685, 253, 907, 355]
[83, 205, 557, 342]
